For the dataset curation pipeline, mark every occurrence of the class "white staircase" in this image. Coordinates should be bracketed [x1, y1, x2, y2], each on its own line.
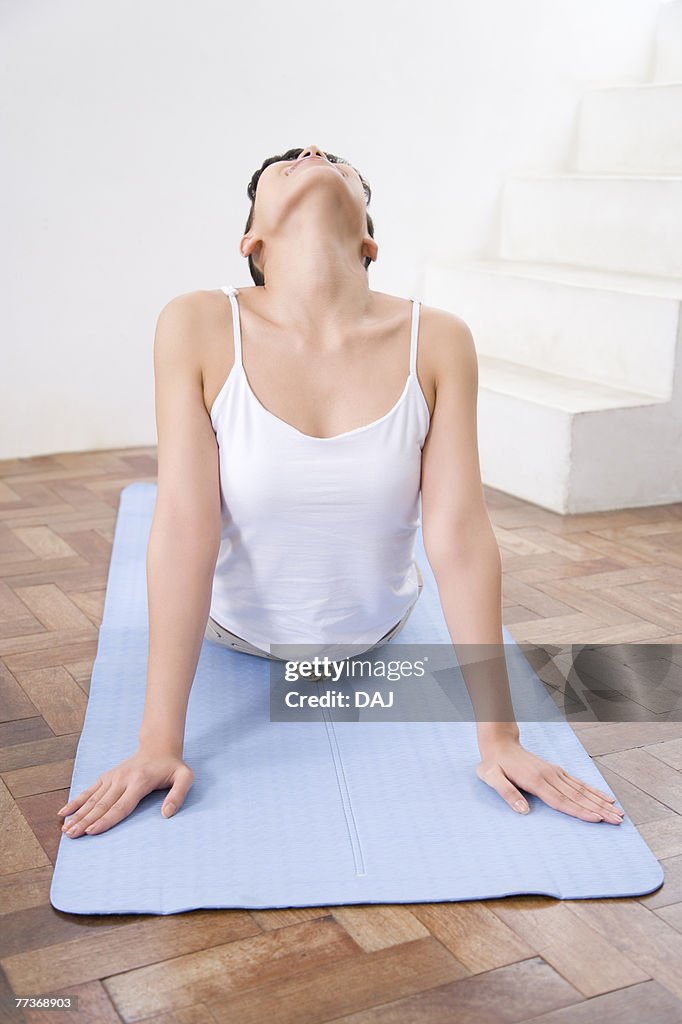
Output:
[423, 1, 682, 514]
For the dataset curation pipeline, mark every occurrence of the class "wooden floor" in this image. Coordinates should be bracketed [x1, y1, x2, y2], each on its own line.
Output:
[1, 448, 682, 1024]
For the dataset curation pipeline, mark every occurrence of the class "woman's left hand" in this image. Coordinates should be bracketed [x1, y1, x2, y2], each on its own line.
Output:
[475, 738, 625, 824]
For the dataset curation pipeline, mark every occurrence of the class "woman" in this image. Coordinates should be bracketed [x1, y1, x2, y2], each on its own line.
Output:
[58, 144, 624, 838]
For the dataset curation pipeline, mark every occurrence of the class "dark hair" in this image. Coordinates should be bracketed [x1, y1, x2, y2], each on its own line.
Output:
[243, 147, 374, 286]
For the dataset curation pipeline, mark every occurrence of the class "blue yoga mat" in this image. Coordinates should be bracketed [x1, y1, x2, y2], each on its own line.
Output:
[50, 483, 664, 915]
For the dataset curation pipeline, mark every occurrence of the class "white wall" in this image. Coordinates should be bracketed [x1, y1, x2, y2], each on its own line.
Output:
[0, 0, 661, 458]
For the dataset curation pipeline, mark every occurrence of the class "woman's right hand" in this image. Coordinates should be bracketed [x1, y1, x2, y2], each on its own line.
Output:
[57, 745, 195, 838]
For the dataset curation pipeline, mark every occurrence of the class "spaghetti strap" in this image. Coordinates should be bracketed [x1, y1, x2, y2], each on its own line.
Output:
[409, 297, 421, 376]
[220, 285, 242, 368]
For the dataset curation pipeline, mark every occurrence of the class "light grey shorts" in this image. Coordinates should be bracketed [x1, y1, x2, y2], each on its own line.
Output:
[205, 560, 424, 662]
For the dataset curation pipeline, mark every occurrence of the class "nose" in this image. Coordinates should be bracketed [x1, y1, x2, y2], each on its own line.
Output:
[298, 145, 327, 161]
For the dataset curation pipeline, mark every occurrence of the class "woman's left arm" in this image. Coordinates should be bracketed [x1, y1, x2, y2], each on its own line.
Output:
[419, 311, 623, 824]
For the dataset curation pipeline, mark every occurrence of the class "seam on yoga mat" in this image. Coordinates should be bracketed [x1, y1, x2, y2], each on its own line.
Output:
[320, 707, 367, 877]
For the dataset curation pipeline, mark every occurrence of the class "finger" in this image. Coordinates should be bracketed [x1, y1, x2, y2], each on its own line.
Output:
[64, 783, 126, 837]
[61, 779, 109, 829]
[536, 777, 623, 823]
[84, 789, 147, 835]
[162, 765, 194, 818]
[557, 774, 618, 815]
[57, 779, 103, 817]
[62, 781, 116, 836]
[547, 773, 624, 821]
[557, 768, 618, 806]
[477, 763, 530, 814]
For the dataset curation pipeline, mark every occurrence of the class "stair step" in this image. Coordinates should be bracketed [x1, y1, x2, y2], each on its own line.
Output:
[476, 357, 681, 514]
[476, 377, 681, 513]
[424, 257, 682, 512]
[424, 258, 680, 398]
[429, 256, 682, 297]
[577, 82, 682, 174]
[654, 0, 682, 81]
[501, 175, 682, 277]
[478, 355, 662, 414]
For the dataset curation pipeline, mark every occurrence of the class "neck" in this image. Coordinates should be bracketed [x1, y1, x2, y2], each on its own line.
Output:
[255, 214, 372, 332]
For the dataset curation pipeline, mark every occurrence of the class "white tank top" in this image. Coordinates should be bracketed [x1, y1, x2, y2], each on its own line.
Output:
[208, 285, 431, 659]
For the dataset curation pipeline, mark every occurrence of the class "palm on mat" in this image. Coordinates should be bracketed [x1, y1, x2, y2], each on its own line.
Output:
[476, 739, 624, 824]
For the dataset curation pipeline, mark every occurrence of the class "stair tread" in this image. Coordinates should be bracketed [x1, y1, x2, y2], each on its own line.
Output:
[509, 172, 682, 181]
[479, 354, 667, 413]
[583, 81, 682, 93]
[428, 257, 682, 298]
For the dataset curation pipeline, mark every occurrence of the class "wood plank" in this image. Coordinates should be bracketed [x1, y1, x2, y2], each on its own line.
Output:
[329, 905, 430, 952]
[15, 790, 75, 864]
[592, 761, 674, 824]
[318, 956, 582, 1024]
[0, 777, 51, 876]
[0, 866, 53, 915]
[518, 980, 682, 1023]
[0, 716, 53, 749]
[572, 722, 682, 756]
[3, 758, 76, 799]
[249, 906, 333, 930]
[1, 910, 260, 994]
[595, 748, 682, 814]
[567, 899, 682, 1000]
[409, 901, 535, 973]
[0, 632, 99, 662]
[487, 896, 648, 997]
[0, 903, 137, 959]
[201, 937, 469, 1024]
[0, 662, 38, 722]
[102, 917, 369, 1021]
[13, 527, 79, 561]
[639, 855, 682, 909]
[636, 814, 682, 859]
[653, 900, 682, 933]
[13, 584, 96, 633]
[644, 737, 682, 771]
[7, 667, 87, 736]
[0, 733, 79, 773]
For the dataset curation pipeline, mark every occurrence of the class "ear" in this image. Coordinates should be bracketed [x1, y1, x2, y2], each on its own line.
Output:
[240, 233, 263, 266]
[362, 237, 379, 264]
[240, 233, 255, 258]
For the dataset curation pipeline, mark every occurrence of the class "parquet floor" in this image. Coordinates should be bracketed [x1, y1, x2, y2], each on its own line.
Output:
[1, 449, 682, 1024]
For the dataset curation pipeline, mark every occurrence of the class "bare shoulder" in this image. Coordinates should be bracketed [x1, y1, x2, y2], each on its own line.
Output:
[379, 290, 474, 354]
[417, 304, 477, 406]
[153, 288, 230, 366]
[155, 288, 224, 333]
[397, 294, 477, 399]
[419, 303, 476, 369]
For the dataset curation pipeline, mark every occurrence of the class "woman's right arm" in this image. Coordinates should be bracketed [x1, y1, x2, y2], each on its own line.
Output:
[57, 293, 223, 837]
[138, 293, 223, 755]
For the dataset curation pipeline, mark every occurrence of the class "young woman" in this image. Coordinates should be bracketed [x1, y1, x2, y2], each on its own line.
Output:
[58, 144, 624, 838]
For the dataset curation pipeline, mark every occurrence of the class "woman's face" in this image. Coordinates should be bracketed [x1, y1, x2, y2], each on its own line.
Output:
[249, 144, 369, 236]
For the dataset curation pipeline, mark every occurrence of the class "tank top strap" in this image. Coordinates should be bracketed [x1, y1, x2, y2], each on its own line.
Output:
[408, 296, 421, 376]
[220, 285, 242, 367]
